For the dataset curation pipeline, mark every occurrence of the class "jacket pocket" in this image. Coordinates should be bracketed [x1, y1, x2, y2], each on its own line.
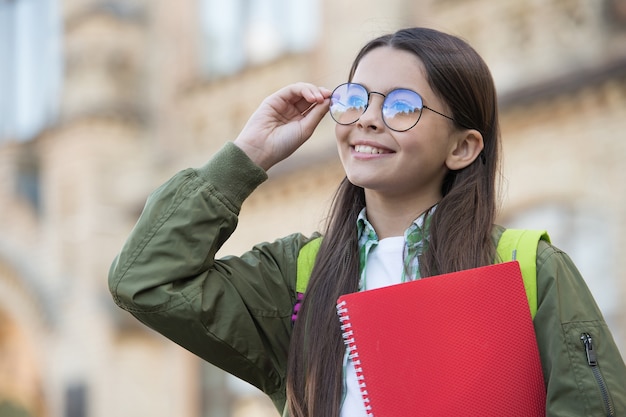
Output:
[563, 322, 618, 417]
[580, 332, 616, 417]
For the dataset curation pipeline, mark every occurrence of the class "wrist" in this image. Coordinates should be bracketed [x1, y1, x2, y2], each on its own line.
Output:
[233, 138, 274, 171]
[198, 143, 268, 208]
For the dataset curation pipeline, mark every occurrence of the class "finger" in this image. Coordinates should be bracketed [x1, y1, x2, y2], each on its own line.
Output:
[300, 84, 332, 104]
[295, 85, 332, 114]
[300, 98, 330, 138]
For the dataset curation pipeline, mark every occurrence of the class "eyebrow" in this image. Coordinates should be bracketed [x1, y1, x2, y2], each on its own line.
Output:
[350, 81, 418, 96]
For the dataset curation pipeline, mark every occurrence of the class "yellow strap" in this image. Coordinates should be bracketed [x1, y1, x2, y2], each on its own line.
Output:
[297, 230, 550, 318]
[296, 237, 322, 293]
[495, 229, 550, 319]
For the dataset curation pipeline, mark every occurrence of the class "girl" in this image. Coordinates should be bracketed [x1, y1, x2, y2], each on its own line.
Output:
[109, 27, 626, 416]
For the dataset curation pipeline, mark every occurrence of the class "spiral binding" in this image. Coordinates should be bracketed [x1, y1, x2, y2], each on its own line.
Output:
[337, 300, 373, 415]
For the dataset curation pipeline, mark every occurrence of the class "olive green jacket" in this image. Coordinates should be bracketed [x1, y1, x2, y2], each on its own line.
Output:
[109, 142, 626, 416]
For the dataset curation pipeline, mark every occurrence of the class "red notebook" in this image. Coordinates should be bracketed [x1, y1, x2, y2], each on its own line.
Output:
[336, 261, 546, 416]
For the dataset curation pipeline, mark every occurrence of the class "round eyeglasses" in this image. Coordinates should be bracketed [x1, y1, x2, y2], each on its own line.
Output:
[329, 82, 457, 132]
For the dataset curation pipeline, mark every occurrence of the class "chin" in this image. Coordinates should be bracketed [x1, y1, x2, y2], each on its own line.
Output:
[345, 174, 379, 190]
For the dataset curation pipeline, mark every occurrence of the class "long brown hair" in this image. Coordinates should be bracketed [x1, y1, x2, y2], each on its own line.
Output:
[286, 27, 501, 417]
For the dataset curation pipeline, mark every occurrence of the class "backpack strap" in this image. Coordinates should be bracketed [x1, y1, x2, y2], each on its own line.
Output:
[296, 237, 322, 294]
[496, 229, 550, 319]
[295, 229, 550, 318]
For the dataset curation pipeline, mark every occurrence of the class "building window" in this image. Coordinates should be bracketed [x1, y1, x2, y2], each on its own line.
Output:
[199, 0, 319, 78]
[606, 0, 626, 27]
[15, 146, 41, 213]
[0, 0, 61, 142]
[65, 383, 87, 417]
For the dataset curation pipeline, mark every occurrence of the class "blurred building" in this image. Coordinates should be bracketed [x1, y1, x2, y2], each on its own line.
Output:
[1, 0, 625, 416]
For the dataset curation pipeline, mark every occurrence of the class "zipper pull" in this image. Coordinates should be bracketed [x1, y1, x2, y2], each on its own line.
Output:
[581, 333, 597, 366]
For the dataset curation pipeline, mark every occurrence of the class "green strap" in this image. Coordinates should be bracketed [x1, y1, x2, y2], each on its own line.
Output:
[296, 229, 550, 317]
[296, 237, 322, 293]
[496, 229, 550, 319]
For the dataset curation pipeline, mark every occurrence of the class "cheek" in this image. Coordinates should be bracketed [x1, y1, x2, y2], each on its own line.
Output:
[335, 124, 350, 144]
[399, 125, 451, 155]
[334, 125, 352, 167]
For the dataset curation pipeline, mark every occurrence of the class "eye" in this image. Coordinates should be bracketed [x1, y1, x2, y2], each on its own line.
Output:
[346, 94, 367, 109]
[383, 89, 422, 118]
[386, 99, 415, 114]
[383, 99, 419, 119]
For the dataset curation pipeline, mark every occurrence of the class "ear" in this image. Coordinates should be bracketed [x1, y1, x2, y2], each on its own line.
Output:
[445, 129, 484, 171]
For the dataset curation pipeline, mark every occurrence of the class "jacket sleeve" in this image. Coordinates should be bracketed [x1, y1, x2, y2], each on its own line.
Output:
[108, 142, 310, 402]
[534, 240, 626, 416]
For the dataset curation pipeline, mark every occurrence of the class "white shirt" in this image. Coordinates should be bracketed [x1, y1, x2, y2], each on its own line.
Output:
[340, 236, 405, 417]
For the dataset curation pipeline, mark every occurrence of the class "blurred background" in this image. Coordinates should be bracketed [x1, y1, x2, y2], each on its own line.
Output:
[1, 0, 625, 416]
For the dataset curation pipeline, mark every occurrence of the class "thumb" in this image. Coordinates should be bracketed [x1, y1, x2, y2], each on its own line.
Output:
[300, 99, 330, 139]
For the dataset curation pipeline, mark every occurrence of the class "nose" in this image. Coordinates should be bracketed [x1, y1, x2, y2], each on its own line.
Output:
[357, 92, 386, 131]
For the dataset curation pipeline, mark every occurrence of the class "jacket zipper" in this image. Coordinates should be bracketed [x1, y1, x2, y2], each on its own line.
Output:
[580, 333, 616, 417]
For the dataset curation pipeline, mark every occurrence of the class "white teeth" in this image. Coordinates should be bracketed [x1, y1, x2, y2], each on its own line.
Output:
[354, 145, 385, 154]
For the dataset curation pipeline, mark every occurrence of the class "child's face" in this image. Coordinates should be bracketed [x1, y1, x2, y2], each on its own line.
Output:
[335, 46, 461, 205]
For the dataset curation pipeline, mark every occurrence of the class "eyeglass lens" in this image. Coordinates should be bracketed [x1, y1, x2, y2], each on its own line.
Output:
[329, 83, 424, 132]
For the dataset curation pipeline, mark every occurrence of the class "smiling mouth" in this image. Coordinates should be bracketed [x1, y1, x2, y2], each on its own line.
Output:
[354, 145, 391, 155]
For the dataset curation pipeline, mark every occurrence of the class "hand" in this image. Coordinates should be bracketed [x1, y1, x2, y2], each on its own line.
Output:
[234, 83, 332, 171]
